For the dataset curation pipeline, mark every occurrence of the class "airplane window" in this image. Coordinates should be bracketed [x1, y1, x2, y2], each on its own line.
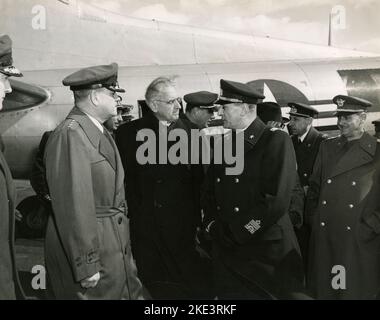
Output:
[1, 79, 50, 112]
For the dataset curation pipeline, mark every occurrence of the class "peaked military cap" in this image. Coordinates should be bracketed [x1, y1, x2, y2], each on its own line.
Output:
[333, 95, 372, 115]
[184, 91, 218, 111]
[62, 63, 125, 92]
[257, 102, 282, 124]
[217, 79, 265, 105]
[288, 102, 318, 118]
[0, 35, 23, 77]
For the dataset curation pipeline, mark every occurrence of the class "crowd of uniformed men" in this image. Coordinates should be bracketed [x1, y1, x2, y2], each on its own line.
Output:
[1, 34, 380, 300]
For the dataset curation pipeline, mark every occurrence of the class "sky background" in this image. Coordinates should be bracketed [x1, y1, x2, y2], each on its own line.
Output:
[89, 0, 380, 53]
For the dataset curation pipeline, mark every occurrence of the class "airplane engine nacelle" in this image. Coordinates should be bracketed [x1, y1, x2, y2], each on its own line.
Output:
[0, 79, 61, 179]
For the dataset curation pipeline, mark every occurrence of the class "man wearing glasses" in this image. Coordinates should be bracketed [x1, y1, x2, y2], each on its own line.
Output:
[44, 63, 143, 299]
[116, 77, 212, 299]
[306, 95, 380, 299]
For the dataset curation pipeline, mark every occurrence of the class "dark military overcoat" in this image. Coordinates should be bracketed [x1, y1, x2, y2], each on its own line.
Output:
[115, 112, 211, 299]
[203, 118, 305, 299]
[44, 107, 143, 300]
[292, 127, 327, 268]
[306, 133, 380, 299]
[292, 126, 327, 187]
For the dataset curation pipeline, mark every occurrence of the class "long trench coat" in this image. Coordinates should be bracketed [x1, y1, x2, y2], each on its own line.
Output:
[306, 133, 380, 299]
[0, 151, 24, 299]
[203, 118, 305, 299]
[44, 107, 143, 299]
[115, 112, 211, 299]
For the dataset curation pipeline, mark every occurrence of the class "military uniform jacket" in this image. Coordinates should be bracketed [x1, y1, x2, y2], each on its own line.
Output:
[115, 112, 208, 298]
[0, 150, 24, 299]
[292, 127, 327, 187]
[203, 118, 304, 298]
[44, 107, 143, 299]
[306, 133, 380, 299]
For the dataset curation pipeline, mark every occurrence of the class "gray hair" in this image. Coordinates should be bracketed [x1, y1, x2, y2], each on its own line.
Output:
[145, 76, 177, 104]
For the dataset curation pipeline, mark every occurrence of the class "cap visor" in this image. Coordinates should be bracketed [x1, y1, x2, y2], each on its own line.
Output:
[288, 112, 310, 118]
[214, 99, 228, 105]
[199, 105, 215, 109]
[333, 110, 362, 116]
[0, 66, 23, 77]
[110, 87, 125, 93]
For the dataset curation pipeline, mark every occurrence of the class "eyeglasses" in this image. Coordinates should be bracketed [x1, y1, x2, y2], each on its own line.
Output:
[154, 97, 182, 105]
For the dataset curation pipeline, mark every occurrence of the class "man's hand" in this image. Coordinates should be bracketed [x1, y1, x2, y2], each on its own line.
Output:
[80, 272, 100, 289]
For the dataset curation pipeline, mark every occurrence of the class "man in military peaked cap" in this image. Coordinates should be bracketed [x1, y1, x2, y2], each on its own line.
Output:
[182, 91, 218, 129]
[0, 34, 25, 300]
[286, 102, 327, 270]
[306, 95, 380, 299]
[0, 35, 23, 78]
[202, 79, 304, 299]
[44, 63, 143, 299]
[288, 102, 327, 188]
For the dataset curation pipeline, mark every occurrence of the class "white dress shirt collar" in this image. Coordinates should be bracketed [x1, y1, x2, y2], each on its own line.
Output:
[83, 112, 104, 133]
[300, 124, 311, 142]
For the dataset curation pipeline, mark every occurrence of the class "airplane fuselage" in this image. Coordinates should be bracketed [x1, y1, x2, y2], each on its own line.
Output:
[1, 56, 380, 179]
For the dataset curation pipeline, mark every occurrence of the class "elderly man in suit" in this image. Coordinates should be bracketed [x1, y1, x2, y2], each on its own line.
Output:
[0, 34, 25, 300]
[306, 95, 380, 299]
[44, 63, 143, 299]
[116, 77, 212, 299]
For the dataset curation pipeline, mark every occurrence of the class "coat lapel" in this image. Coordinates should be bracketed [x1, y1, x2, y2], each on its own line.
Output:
[294, 127, 319, 158]
[67, 107, 116, 171]
[104, 129, 125, 203]
[330, 133, 376, 178]
[302, 127, 319, 151]
[243, 117, 266, 154]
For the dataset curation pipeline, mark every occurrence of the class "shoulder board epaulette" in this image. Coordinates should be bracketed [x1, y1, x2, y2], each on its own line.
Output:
[67, 119, 80, 130]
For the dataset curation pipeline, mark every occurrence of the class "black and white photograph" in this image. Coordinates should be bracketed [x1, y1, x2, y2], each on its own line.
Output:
[1, 0, 380, 305]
